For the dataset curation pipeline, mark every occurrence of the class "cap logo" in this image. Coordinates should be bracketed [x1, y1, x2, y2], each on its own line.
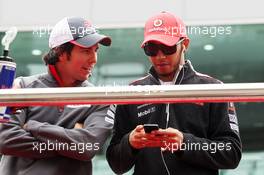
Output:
[153, 19, 163, 27]
[84, 20, 91, 28]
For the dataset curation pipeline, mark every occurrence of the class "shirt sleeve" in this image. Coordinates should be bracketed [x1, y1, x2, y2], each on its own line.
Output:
[176, 102, 242, 169]
[25, 105, 113, 161]
[106, 104, 139, 174]
[0, 78, 57, 159]
[0, 109, 57, 159]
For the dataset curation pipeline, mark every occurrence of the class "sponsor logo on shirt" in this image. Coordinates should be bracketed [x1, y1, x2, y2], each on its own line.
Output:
[227, 102, 239, 132]
[137, 107, 156, 118]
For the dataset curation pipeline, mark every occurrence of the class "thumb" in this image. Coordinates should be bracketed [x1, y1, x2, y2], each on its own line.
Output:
[135, 125, 144, 132]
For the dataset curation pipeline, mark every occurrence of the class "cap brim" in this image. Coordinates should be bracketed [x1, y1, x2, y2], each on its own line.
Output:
[141, 34, 180, 47]
[71, 33, 111, 48]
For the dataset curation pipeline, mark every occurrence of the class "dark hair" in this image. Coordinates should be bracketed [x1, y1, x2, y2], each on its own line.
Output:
[43, 42, 74, 65]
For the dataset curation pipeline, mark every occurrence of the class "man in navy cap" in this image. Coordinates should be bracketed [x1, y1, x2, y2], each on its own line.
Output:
[0, 17, 113, 175]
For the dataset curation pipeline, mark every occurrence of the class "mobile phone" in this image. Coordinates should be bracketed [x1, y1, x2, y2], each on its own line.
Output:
[143, 124, 159, 133]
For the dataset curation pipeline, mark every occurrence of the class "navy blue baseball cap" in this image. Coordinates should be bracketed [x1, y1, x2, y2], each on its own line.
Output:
[49, 17, 111, 48]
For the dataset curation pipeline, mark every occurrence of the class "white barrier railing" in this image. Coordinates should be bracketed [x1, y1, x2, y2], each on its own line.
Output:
[0, 83, 264, 106]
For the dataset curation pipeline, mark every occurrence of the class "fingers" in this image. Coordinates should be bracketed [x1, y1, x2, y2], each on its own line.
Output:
[74, 123, 84, 129]
[152, 128, 183, 141]
[135, 125, 144, 132]
[23, 123, 27, 130]
[150, 128, 184, 149]
[130, 137, 164, 148]
[129, 125, 147, 149]
[152, 128, 179, 137]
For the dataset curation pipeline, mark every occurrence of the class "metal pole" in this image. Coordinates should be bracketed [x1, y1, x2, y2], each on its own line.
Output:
[0, 83, 264, 106]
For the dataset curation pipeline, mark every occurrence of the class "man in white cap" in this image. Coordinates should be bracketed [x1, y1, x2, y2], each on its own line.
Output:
[0, 17, 113, 175]
[106, 12, 241, 175]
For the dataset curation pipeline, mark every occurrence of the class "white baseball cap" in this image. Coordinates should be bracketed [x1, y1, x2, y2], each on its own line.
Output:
[49, 17, 111, 49]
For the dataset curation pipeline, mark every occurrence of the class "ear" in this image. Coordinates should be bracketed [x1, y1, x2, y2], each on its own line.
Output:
[58, 52, 68, 62]
[182, 38, 190, 51]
